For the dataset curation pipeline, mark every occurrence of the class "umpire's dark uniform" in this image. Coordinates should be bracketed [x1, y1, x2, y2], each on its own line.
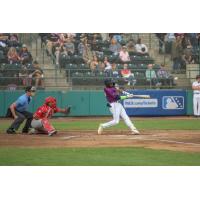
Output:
[6, 86, 36, 134]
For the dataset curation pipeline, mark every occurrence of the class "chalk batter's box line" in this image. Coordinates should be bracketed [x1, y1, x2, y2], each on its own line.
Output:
[108, 136, 200, 147]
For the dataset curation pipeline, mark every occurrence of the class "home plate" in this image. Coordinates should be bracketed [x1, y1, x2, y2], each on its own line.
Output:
[61, 136, 78, 140]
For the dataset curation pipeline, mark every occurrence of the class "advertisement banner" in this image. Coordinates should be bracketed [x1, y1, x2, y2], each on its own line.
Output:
[123, 90, 187, 116]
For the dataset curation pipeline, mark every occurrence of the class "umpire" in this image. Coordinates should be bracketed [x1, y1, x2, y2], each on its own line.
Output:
[6, 86, 36, 134]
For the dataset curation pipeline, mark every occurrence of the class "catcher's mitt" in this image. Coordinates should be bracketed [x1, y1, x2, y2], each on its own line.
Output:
[65, 106, 71, 115]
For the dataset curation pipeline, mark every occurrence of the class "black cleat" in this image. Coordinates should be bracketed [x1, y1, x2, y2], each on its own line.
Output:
[48, 130, 57, 136]
[6, 128, 16, 134]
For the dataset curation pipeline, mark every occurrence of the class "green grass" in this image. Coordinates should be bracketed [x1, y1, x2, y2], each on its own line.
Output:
[0, 147, 200, 166]
[1, 118, 200, 132]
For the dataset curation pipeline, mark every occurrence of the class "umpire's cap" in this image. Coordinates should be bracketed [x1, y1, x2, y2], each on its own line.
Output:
[196, 75, 200, 79]
[25, 86, 36, 92]
[104, 79, 115, 87]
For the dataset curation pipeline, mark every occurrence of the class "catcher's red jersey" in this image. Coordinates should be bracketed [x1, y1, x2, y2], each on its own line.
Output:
[34, 104, 61, 119]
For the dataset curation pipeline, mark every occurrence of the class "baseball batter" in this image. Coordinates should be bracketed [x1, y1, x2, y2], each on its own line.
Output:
[31, 96, 70, 136]
[98, 79, 139, 135]
[192, 75, 200, 117]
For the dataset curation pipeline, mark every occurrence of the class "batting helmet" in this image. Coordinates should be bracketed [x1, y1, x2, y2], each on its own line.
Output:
[104, 79, 115, 87]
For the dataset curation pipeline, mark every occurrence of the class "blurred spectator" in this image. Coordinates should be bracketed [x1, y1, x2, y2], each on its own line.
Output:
[78, 37, 87, 55]
[64, 38, 75, 56]
[188, 33, 198, 49]
[120, 64, 136, 86]
[58, 33, 67, 45]
[54, 46, 61, 66]
[175, 33, 184, 38]
[111, 63, 119, 79]
[19, 65, 30, 86]
[66, 33, 76, 40]
[197, 34, 200, 46]
[119, 46, 130, 63]
[60, 46, 68, 56]
[0, 33, 7, 48]
[156, 33, 166, 54]
[157, 64, 176, 86]
[19, 44, 33, 65]
[104, 56, 112, 77]
[126, 39, 136, 52]
[109, 38, 121, 55]
[101, 33, 109, 41]
[30, 61, 44, 88]
[145, 64, 161, 87]
[181, 34, 192, 50]
[91, 35, 104, 56]
[83, 44, 93, 65]
[113, 34, 122, 43]
[0, 33, 8, 41]
[171, 36, 183, 72]
[8, 34, 19, 47]
[7, 47, 20, 64]
[135, 38, 148, 55]
[165, 33, 176, 54]
[90, 56, 100, 73]
[182, 47, 194, 64]
[181, 35, 193, 67]
[46, 33, 60, 56]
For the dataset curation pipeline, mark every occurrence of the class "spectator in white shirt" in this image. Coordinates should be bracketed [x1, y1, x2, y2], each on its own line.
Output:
[135, 38, 148, 55]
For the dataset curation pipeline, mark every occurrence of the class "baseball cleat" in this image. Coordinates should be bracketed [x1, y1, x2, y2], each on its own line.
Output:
[131, 129, 140, 135]
[98, 124, 103, 135]
[28, 128, 36, 135]
[6, 128, 16, 134]
[48, 130, 57, 136]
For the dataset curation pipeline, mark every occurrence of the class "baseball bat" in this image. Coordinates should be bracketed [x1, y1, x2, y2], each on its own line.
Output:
[121, 90, 150, 99]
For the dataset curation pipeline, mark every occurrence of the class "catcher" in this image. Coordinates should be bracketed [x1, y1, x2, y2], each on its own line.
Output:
[31, 96, 70, 136]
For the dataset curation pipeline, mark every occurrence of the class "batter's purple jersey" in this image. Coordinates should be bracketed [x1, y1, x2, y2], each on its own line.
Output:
[104, 87, 119, 103]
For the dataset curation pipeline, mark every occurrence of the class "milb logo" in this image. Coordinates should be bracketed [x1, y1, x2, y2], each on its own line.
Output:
[162, 96, 184, 110]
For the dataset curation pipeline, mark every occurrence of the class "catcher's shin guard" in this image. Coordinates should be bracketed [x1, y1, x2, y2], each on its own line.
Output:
[42, 118, 56, 134]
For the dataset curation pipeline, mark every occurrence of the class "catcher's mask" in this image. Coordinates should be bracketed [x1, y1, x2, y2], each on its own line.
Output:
[45, 96, 56, 108]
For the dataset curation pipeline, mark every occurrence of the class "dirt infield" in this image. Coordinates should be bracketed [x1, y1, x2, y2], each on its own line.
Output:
[0, 130, 200, 153]
[0, 116, 200, 153]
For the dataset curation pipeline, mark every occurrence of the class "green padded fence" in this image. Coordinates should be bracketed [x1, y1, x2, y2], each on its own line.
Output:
[186, 90, 193, 115]
[0, 90, 194, 117]
[0, 90, 110, 117]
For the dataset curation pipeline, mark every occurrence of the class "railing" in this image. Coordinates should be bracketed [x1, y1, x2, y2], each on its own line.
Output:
[0, 67, 192, 90]
[187, 69, 200, 80]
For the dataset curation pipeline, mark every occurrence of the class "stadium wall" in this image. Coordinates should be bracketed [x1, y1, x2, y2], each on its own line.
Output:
[0, 90, 194, 117]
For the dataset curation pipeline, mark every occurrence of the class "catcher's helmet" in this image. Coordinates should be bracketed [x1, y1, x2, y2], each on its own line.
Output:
[45, 96, 56, 106]
[104, 79, 115, 87]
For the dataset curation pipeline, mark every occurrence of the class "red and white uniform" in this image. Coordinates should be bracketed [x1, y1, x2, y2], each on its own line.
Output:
[31, 97, 61, 134]
[34, 104, 61, 119]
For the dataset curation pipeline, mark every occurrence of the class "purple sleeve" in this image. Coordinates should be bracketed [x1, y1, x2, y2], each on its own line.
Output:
[104, 87, 120, 102]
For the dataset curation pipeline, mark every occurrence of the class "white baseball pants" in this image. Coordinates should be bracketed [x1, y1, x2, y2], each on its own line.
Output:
[193, 95, 200, 116]
[101, 102, 136, 131]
